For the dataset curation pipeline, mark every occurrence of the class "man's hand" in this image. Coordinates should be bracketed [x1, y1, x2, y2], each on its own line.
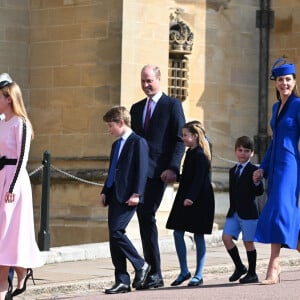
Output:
[160, 169, 177, 183]
[126, 194, 140, 206]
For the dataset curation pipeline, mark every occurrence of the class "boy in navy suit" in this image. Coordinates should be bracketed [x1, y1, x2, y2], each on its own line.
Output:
[222, 136, 264, 284]
[100, 106, 151, 294]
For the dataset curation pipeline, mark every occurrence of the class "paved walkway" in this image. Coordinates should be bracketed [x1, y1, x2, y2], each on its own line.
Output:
[13, 230, 300, 299]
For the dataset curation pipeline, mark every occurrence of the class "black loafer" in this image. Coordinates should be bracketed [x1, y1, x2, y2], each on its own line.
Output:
[104, 283, 131, 294]
[229, 266, 247, 282]
[136, 274, 164, 290]
[171, 272, 191, 286]
[132, 262, 151, 289]
[239, 273, 259, 284]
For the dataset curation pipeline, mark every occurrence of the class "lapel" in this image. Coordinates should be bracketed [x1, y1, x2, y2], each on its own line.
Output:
[239, 162, 251, 180]
[275, 95, 293, 126]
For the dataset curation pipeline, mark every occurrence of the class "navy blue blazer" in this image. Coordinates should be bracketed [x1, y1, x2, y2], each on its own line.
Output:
[102, 132, 149, 204]
[130, 93, 185, 178]
[227, 162, 264, 220]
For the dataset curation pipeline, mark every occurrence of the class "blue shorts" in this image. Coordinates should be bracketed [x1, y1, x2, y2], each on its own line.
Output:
[223, 212, 258, 242]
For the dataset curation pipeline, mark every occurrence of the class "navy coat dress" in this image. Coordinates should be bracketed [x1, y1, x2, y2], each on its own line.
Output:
[255, 94, 300, 249]
[166, 146, 215, 234]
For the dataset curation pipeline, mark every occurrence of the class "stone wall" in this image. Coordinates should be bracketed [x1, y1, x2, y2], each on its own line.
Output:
[29, 0, 123, 163]
[0, 0, 30, 97]
[268, 1, 300, 124]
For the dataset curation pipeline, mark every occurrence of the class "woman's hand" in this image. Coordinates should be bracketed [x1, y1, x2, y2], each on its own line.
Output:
[253, 168, 264, 183]
[5, 192, 15, 203]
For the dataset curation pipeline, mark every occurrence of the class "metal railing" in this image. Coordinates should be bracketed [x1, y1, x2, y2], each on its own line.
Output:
[31, 151, 104, 251]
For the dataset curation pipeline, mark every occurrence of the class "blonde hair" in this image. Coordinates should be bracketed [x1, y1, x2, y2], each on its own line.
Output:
[1, 82, 34, 138]
[183, 120, 211, 161]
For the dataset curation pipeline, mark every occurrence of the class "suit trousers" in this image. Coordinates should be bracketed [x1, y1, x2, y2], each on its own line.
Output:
[108, 196, 145, 285]
[137, 178, 166, 277]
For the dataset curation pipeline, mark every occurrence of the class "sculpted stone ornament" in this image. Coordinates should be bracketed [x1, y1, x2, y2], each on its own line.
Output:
[169, 8, 194, 54]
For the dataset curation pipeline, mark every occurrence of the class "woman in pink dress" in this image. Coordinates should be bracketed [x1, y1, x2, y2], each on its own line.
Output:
[0, 73, 44, 300]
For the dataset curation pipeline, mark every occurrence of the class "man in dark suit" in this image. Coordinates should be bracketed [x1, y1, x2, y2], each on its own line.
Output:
[130, 65, 186, 289]
[100, 106, 151, 294]
[222, 136, 264, 284]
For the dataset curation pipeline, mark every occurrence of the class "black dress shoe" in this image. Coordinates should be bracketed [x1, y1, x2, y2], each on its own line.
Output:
[239, 273, 259, 284]
[136, 273, 164, 290]
[229, 266, 247, 282]
[104, 283, 131, 294]
[132, 262, 151, 289]
[171, 272, 191, 286]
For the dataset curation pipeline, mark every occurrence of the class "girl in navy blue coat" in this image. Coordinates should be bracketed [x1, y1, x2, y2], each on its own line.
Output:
[166, 121, 215, 286]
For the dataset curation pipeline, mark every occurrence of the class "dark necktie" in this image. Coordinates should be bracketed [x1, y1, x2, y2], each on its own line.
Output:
[144, 98, 152, 132]
[106, 138, 121, 188]
[234, 164, 242, 180]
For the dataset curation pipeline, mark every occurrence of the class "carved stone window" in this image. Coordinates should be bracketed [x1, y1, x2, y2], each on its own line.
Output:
[168, 8, 193, 102]
[168, 58, 189, 101]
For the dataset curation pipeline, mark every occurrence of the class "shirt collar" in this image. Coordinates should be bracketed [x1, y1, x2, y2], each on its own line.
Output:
[148, 91, 162, 103]
[237, 160, 250, 168]
[120, 128, 132, 141]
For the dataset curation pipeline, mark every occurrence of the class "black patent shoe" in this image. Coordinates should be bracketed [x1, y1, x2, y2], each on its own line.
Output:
[12, 268, 35, 297]
[171, 272, 191, 286]
[229, 265, 247, 282]
[5, 276, 13, 300]
[137, 273, 164, 290]
[5, 292, 12, 300]
[105, 283, 131, 294]
[188, 276, 203, 286]
[132, 262, 151, 289]
[239, 273, 259, 284]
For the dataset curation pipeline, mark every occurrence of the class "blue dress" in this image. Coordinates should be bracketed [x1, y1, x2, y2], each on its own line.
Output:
[255, 94, 300, 249]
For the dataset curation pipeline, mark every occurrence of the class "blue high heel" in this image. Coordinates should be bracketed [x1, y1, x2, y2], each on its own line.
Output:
[12, 268, 35, 297]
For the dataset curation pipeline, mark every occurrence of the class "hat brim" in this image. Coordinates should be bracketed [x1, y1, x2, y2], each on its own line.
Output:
[0, 80, 11, 89]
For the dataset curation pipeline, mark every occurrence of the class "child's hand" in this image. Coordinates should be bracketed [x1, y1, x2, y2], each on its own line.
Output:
[100, 194, 107, 207]
[183, 199, 193, 206]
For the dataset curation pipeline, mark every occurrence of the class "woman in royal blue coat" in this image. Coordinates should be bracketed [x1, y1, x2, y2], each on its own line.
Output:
[253, 58, 300, 284]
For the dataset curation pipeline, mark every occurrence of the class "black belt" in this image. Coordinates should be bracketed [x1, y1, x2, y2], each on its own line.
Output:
[0, 156, 17, 170]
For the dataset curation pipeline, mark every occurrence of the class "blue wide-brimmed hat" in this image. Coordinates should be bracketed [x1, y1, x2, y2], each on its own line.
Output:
[270, 58, 296, 80]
